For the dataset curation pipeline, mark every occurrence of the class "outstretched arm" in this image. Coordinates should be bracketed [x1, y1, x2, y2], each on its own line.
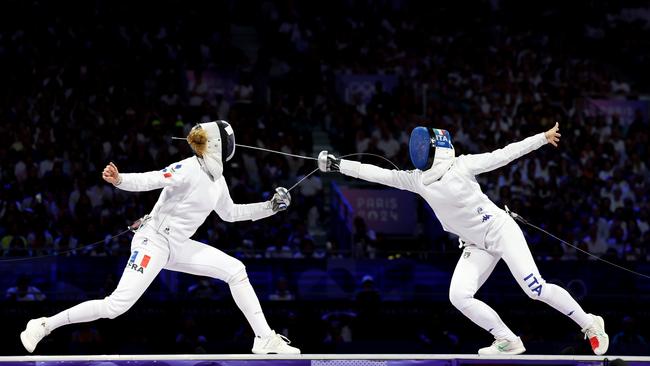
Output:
[103, 161, 186, 192]
[319, 151, 421, 193]
[214, 178, 291, 222]
[462, 123, 560, 175]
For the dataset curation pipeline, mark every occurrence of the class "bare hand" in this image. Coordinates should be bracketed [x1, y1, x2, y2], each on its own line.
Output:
[545, 122, 561, 147]
[102, 162, 121, 185]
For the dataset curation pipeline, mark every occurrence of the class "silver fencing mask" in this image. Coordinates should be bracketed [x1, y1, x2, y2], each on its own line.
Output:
[191, 120, 236, 180]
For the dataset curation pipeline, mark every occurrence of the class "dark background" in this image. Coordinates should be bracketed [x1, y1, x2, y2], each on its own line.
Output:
[0, 0, 649, 356]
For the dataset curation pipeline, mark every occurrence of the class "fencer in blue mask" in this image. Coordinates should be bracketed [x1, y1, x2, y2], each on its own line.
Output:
[318, 123, 608, 356]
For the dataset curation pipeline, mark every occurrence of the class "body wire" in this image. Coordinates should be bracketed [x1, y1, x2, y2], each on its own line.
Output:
[0, 229, 131, 263]
[507, 207, 650, 280]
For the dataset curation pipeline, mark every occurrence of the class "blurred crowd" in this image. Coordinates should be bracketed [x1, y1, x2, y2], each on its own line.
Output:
[0, 0, 649, 263]
[1, 0, 650, 356]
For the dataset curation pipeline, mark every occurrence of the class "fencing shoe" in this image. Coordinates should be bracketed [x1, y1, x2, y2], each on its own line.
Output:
[20, 317, 50, 353]
[478, 337, 526, 355]
[252, 331, 300, 354]
[582, 314, 609, 355]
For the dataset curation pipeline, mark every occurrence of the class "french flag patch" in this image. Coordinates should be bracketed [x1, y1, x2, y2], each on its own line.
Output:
[163, 164, 181, 176]
[140, 255, 151, 268]
[129, 251, 151, 267]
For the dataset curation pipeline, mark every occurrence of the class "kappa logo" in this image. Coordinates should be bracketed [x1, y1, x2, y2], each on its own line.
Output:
[481, 214, 492, 222]
[127, 250, 151, 274]
[463, 251, 471, 259]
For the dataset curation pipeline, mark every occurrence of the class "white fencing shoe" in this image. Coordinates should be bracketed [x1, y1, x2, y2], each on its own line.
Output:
[20, 317, 50, 353]
[478, 337, 526, 355]
[252, 331, 300, 354]
[582, 314, 609, 355]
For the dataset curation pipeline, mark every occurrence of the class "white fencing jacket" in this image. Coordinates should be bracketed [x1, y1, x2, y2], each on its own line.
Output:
[339, 133, 548, 246]
[116, 156, 275, 244]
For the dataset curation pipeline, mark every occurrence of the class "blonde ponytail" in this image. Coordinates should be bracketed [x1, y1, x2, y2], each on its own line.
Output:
[187, 127, 208, 157]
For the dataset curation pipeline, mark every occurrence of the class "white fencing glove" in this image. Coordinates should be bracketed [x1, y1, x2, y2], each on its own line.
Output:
[318, 150, 341, 172]
[271, 187, 291, 212]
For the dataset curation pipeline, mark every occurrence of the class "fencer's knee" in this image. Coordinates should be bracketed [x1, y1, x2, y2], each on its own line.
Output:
[227, 260, 247, 285]
[521, 273, 547, 300]
[524, 289, 542, 300]
[103, 296, 134, 319]
[449, 287, 474, 310]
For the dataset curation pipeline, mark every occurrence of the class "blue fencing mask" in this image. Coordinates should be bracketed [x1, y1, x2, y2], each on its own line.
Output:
[409, 127, 455, 184]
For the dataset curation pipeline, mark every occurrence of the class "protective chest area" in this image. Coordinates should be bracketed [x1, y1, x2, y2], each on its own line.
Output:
[186, 173, 222, 213]
[422, 170, 472, 209]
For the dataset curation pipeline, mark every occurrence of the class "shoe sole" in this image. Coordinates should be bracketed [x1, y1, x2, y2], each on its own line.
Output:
[478, 350, 526, 355]
[20, 331, 35, 353]
[478, 346, 526, 355]
[251, 349, 301, 355]
[251, 348, 301, 355]
[252, 350, 301, 354]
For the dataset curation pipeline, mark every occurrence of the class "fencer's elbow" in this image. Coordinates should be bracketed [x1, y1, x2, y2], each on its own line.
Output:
[215, 207, 236, 222]
[219, 213, 237, 222]
[220, 210, 252, 222]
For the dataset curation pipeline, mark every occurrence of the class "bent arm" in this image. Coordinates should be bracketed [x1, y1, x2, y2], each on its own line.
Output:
[213, 178, 275, 222]
[462, 133, 547, 175]
[117, 171, 181, 192]
[115, 160, 191, 192]
[339, 160, 421, 193]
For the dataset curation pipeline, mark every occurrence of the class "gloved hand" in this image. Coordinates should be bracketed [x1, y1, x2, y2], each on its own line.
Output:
[271, 187, 291, 212]
[318, 150, 341, 172]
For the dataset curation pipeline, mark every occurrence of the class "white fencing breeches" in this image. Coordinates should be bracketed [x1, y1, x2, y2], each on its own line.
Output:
[449, 216, 593, 341]
[46, 233, 273, 337]
[165, 238, 273, 337]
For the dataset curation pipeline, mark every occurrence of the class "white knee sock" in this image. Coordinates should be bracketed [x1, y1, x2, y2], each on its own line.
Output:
[456, 298, 519, 341]
[538, 283, 592, 329]
[230, 278, 273, 338]
[46, 299, 104, 332]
